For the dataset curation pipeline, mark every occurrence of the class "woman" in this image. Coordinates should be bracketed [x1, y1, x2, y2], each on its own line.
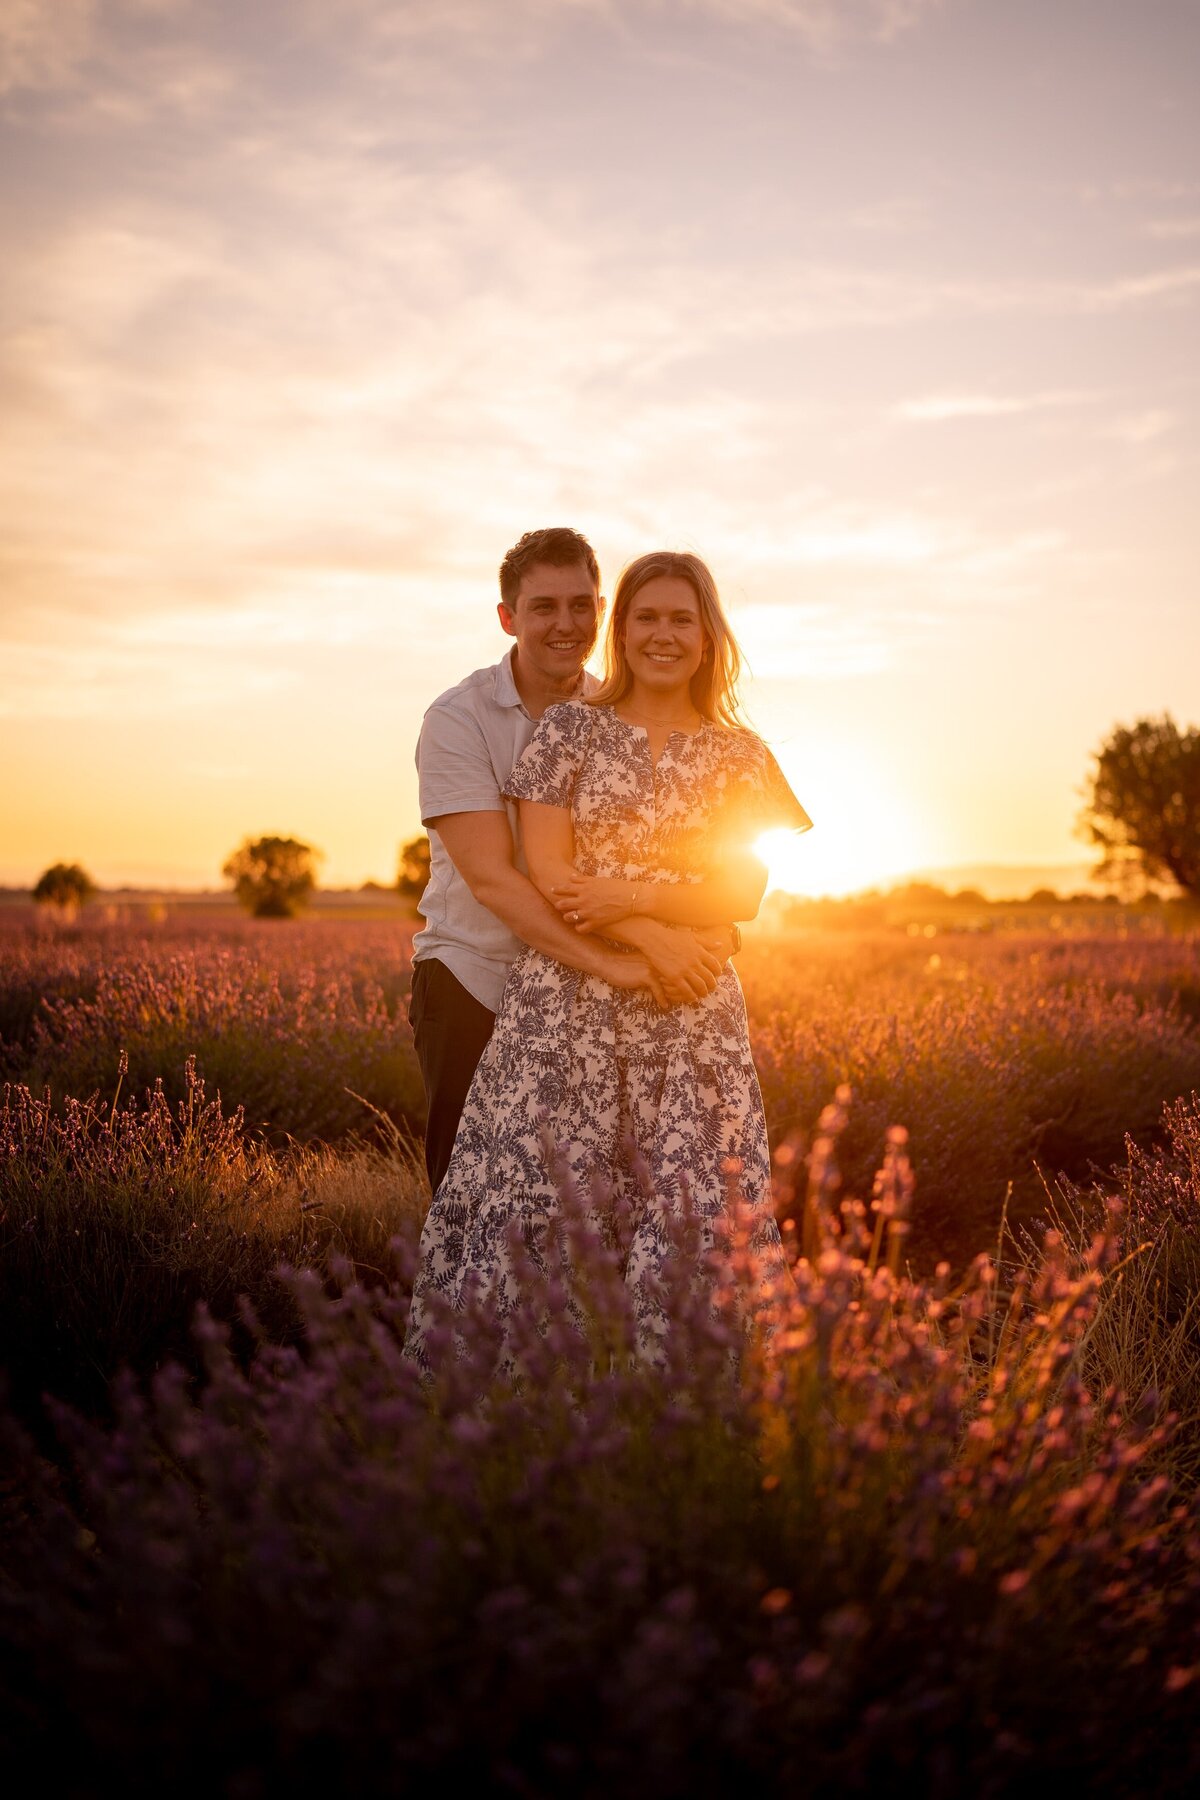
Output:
[404, 551, 811, 1377]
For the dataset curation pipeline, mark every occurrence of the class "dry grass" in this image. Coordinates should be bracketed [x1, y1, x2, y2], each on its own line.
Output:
[0, 1066, 428, 1424]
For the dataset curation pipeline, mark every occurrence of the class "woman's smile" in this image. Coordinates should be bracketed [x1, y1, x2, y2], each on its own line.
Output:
[623, 575, 708, 694]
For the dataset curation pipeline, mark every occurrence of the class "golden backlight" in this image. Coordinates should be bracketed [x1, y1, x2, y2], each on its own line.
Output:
[753, 746, 930, 899]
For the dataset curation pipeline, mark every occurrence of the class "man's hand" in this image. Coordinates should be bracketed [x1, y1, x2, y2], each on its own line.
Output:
[428, 813, 701, 1011]
[597, 950, 670, 1008]
[607, 918, 725, 1006]
[639, 925, 723, 1003]
[695, 924, 739, 963]
[430, 811, 657, 992]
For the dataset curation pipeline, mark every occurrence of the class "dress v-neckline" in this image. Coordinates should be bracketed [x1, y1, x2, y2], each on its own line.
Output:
[610, 707, 708, 773]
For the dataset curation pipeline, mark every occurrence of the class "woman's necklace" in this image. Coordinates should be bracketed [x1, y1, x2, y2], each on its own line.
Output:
[618, 704, 702, 727]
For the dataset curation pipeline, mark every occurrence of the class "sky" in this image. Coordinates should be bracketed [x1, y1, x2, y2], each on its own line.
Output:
[1, 0, 1197, 896]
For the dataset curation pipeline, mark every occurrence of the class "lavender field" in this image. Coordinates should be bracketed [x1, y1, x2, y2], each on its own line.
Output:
[3, 903, 1200, 1793]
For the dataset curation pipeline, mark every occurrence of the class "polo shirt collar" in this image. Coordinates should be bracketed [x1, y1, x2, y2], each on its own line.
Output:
[494, 647, 591, 717]
[493, 647, 525, 711]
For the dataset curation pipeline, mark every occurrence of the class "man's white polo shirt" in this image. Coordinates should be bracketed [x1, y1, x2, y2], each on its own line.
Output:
[412, 649, 595, 1012]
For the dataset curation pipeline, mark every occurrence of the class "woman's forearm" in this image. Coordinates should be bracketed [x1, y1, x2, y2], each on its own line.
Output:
[521, 789, 766, 934]
[552, 864, 767, 933]
[633, 868, 767, 926]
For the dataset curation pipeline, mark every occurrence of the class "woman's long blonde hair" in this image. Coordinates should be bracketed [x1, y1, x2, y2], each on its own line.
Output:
[588, 550, 747, 728]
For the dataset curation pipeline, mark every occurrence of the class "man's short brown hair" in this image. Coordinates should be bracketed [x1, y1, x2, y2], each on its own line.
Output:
[498, 528, 600, 608]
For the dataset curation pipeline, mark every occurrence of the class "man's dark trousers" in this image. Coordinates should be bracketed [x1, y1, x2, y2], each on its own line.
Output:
[408, 957, 497, 1195]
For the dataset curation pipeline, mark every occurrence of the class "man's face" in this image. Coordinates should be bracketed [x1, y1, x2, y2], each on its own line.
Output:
[497, 560, 604, 687]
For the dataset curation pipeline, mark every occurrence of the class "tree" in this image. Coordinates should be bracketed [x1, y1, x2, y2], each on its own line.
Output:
[222, 836, 322, 918]
[1080, 714, 1200, 899]
[396, 834, 431, 906]
[32, 862, 96, 915]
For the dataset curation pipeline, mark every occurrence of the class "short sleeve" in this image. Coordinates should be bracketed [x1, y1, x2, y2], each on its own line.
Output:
[755, 744, 813, 836]
[716, 734, 813, 850]
[503, 703, 595, 809]
[417, 701, 505, 824]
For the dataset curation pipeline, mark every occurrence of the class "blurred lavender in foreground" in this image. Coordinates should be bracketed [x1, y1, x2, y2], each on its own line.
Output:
[3, 1092, 1200, 1794]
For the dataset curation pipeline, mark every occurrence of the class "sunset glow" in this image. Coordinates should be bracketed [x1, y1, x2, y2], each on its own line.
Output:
[756, 820, 915, 904]
[755, 738, 928, 897]
[1, 2, 1197, 894]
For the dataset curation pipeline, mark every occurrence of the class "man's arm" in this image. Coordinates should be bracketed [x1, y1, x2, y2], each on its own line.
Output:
[430, 811, 660, 995]
[417, 697, 659, 996]
[519, 801, 725, 1003]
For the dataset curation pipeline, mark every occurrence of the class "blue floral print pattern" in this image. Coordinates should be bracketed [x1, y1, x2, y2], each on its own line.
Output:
[404, 704, 812, 1379]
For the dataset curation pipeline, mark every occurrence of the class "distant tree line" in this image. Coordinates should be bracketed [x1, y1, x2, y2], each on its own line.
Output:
[27, 714, 1196, 919]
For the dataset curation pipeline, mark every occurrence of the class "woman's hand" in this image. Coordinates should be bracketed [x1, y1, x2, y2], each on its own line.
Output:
[552, 874, 638, 934]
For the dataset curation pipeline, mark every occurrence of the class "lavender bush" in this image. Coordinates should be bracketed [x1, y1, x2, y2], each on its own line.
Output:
[0, 1064, 427, 1422]
[6, 910, 1199, 1264]
[0, 910, 423, 1144]
[744, 929, 1200, 1263]
[2, 1102, 1199, 1794]
[1049, 1090, 1200, 1483]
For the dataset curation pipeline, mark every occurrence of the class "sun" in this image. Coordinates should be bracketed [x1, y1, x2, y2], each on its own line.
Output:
[753, 742, 932, 899]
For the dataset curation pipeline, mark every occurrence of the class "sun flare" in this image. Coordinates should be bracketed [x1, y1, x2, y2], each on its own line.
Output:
[754, 741, 932, 899]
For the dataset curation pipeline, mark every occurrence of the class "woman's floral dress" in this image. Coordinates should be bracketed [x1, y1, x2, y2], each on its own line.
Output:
[403, 703, 812, 1377]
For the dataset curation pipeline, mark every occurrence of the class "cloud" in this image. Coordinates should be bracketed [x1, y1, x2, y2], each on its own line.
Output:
[0, 0, 614, 131]
[288, 0, 952, 58]
[1104, 409, 1174, 446]
[1145, 217, 1200, 240]
[693, 262, 1200, 348]
[726, 531, 1065, 683]
[0, 132, 1158, 683]
[0, 0, 1190, 751]
[0, 0, 948, 106]
[1092, 266, 1200, 306]
[894, 390, 1094, 423]
[846, 197, 932, 235]
[113, 598, 376, 651]
[0, 0, 94, 94]
[675, 0, 947, 50]
[0, 627, 296, 722]
[0, 0, 190, 96]
[709, 511, 943, 566]
[734, 602, 891, 678]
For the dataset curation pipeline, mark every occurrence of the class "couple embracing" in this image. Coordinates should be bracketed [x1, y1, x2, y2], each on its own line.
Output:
[404, 527, 811, 1375]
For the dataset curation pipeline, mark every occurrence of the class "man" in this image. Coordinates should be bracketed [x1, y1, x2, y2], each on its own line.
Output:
[410, 526, 728, 1193]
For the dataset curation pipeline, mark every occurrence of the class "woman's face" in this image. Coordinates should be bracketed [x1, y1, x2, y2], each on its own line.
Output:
[622, 576, 708, 700]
